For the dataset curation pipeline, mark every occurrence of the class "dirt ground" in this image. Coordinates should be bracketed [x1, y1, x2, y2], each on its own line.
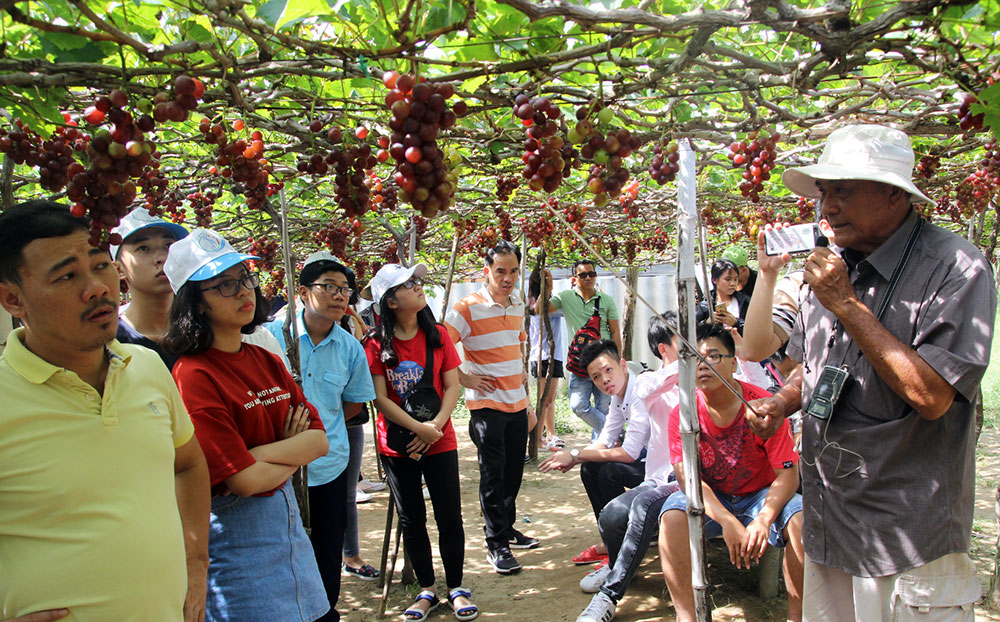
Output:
[338, 426, 1000, 621]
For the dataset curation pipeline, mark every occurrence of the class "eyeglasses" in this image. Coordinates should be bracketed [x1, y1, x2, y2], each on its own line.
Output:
[400, 277, 424, 289]
[201, 273, 259, 297]
[306, 283, 354, 297]
[576, 271, 598, 279]
[701, 353, 735, 365]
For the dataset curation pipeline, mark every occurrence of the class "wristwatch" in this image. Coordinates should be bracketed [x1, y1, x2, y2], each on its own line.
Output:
[569, 448, 580, 460]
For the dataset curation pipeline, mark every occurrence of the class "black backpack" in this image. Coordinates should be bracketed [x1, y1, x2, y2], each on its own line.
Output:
[565, 297, 602, 377]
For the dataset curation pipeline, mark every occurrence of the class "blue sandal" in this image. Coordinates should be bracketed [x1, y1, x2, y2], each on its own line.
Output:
[403, 590, 440, 621]
[448, 587, 479, 621]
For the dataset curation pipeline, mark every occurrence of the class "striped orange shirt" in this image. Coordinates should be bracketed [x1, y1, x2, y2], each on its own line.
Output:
[444, 285, 528, 413]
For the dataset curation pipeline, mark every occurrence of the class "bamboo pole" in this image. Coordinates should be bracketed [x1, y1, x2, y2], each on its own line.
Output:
[531, 249, 556, 460]
[676, 139, 712, 622]
[277, 189, 310, 529]
[439, 233, 460, 321]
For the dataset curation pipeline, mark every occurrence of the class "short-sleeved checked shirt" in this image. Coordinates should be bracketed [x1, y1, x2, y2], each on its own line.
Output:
[787, 209, 997, 577]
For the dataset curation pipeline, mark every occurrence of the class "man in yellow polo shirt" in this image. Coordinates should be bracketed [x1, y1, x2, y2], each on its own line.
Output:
[0, 201, 210, 622]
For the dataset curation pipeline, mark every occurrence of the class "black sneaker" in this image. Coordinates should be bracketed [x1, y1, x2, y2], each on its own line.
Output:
[508, 528, 540, 549]
[486, 546, 522, 574]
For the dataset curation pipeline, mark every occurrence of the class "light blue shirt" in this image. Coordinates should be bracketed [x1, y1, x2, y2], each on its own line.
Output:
[266, 311, 375, 486]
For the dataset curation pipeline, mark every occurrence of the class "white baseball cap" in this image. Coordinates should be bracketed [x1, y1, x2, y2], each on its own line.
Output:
[164, 228, 260, 293]
[302, 250, 342, 270]
[109, 208, 189, 260]
[362, 263, 428, 306]
[782, 124, 936, 207]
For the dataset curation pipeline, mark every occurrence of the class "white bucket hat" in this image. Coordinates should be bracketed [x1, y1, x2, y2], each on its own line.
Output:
[164, 228, 260, 293]
[362, 263, 428, 307]
[109, 207, 190, 260]
[782, 124, 936, 207]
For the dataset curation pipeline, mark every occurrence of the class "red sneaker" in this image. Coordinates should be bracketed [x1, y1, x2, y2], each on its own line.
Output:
[572, 544, 610, 565]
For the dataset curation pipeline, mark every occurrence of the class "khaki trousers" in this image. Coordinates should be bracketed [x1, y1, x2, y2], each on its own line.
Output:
[803, 552, 979, 622]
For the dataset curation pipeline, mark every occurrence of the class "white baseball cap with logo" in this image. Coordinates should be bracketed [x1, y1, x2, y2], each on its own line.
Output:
[109, 207, 190, 260]
[362, 263, 428, 307]
[782, 124, 936, 207]
[164, 228, 260, 294]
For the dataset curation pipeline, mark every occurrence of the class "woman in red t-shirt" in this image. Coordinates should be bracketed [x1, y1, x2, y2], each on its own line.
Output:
[162, 228, 330, 622]
[363, 263, 477, 621]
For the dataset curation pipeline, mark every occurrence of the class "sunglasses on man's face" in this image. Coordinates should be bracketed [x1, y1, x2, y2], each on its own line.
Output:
[576, 271, 598, 279]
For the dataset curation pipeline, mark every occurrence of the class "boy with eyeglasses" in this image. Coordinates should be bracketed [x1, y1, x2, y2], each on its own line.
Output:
[537, 260, 622, 443]
[658, 322, 804, 622]
[265, 251, 376, 621]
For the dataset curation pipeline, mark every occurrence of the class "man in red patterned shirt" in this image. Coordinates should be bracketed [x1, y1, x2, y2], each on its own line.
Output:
[658, 322, 804, 622]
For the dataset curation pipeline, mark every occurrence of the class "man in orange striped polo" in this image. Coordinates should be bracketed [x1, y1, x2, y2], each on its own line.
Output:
[445, 240, 539, 574]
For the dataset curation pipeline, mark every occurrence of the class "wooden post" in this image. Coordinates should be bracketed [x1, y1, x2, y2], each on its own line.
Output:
[620, 264, 639, 359]
[277, 188, 310, 529]
[676, 139, 712, 622]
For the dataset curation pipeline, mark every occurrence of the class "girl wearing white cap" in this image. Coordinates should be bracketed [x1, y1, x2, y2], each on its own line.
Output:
[363, 263, 477, 621]
[162, 228, 331, 622]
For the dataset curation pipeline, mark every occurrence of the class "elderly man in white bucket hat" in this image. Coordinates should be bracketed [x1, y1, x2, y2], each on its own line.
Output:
[746, 125, 996, 622]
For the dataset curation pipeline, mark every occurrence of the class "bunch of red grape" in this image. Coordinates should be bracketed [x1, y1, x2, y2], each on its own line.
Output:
[573, 103, 639, 207]
[147, 75, 205, 124]
[956, 169, 999, 214]
[263, 267, 286, 298]
[366, 171, 391, 212]
[200, 120, 272, 210]
[70, 86, 191, 248]
[728, 130, 780, 203]
[453, 217, 480, 253]
[383, 242, 401, 263]
[514, 95, 571, 194]
[608, 239, 620, 259]
[493, 207, 512, 241]
[246, 236, 283, 297]
[383, 70, 462, 218]
[314, 222, 352, 260]
[331, 145, 376, 218]
[0, 119, 82, 192]
[561, 202, 587, 231]
[519, 212, 556, 248]
[958, 94, 985, 133]
[247, 236, 279, 273]
[352, 258, 370, 283]
[916, 155, 940, 178]
[496, 175, 518, 201]
[624, 239, 637, 264]
[186, 191, 217, 228]
[642, 227, 670, 253]
[796, 196, 816, 222]
[983, 138, 999, 175]
[649, 140, 680, 184]
[618, 179, 641, 218]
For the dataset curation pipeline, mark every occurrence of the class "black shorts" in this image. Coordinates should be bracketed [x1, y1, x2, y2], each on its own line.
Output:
[530, 360, 564, 379]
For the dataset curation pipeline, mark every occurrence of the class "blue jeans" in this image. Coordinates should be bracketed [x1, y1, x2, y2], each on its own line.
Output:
[568, 373, 611, 440]
[598, 481, 679, 603]
[660, 486, 803, 548]
[343, 424, 364, 558]
[207, 479, 329, 622]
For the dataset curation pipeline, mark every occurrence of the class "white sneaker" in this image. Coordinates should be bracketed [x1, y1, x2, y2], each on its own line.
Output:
[356, 489, 373, 504]
[359, 478, 387, 493]
[576, 592, 616, 622]
[579, 562, 611, 593]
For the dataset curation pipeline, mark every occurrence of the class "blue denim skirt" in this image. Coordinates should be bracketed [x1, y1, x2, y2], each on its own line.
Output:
[206, 479, 330, 622]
